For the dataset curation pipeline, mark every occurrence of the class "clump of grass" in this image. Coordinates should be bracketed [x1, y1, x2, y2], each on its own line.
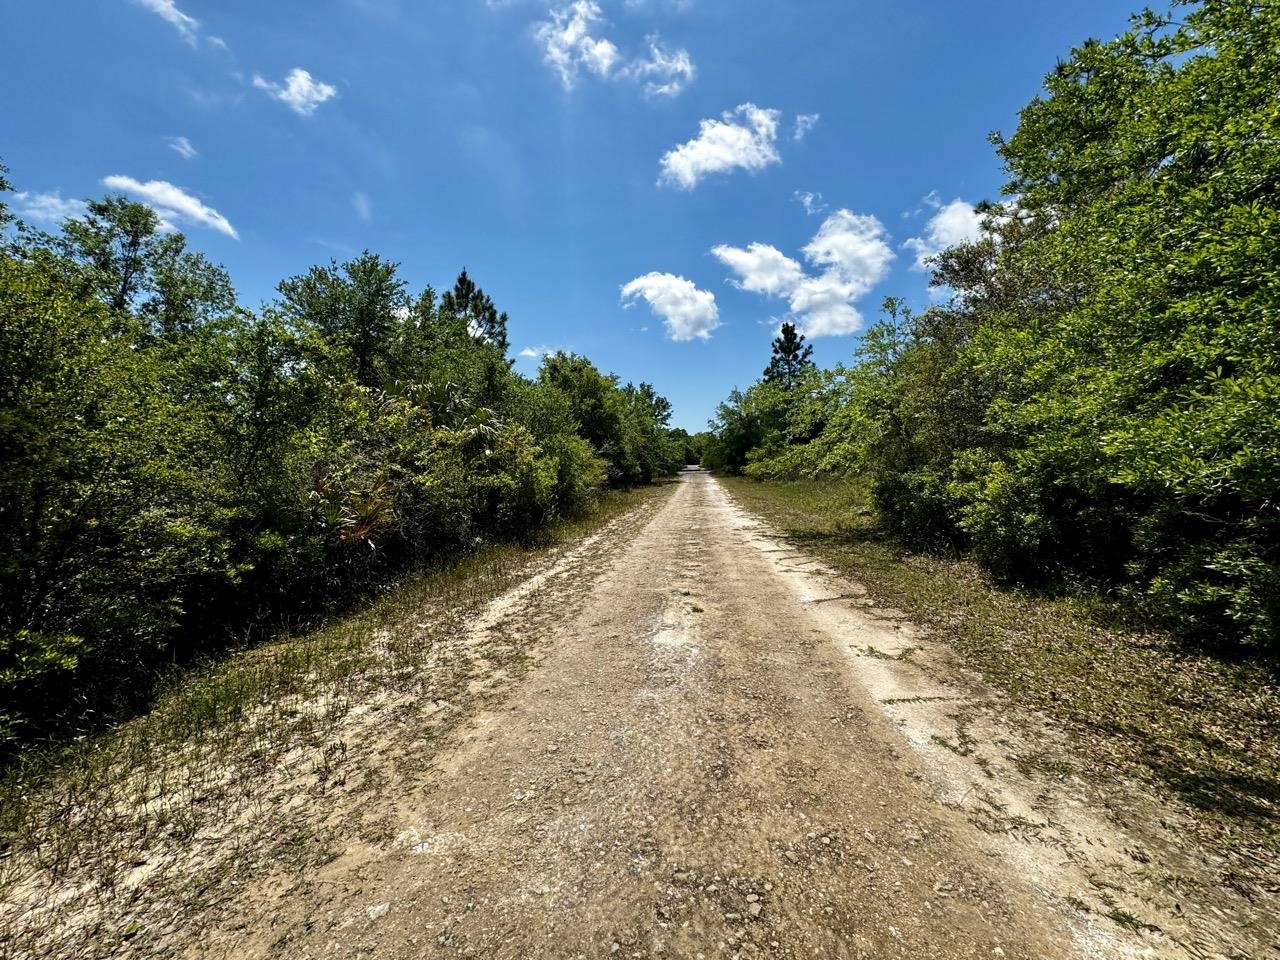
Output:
[720, 476, 1280, 879]
[0, 484, 664, 958]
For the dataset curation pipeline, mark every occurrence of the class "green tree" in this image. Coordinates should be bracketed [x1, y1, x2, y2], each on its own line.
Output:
[278, 252, 409, 388]
[762, 322, 814, 390]
[441, 268, 510, 355]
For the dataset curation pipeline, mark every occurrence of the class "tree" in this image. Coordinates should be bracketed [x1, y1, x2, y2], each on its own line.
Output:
[441, 268, 509, 355]
[51, 196, 236, 338]
[277, 251, 408, 388]
[762, 322, 814, 390]
[0, 159, 13, 230]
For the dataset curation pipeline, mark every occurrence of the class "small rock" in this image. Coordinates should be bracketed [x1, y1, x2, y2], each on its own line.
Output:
[748, 903, 764, 919]
[367, 903, 390, 921]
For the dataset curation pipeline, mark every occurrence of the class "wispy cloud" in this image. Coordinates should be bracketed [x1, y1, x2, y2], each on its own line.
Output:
[134, 0, 200, 45]
[712, 209, 894, 337]
[621, 36, 695, 98]
[621, 272, 720, 341]
[253, 68, 338, 116]
[658, 103, 781, 190]
[534, 3, 695, 97]
[167, 136, 198, 160]
[12, 191, 87, 225]
[794, 190, 826, 216]
[793, 113, 820, 141]
[102, 175, 238, 239]
[353, 191, 372, 222]
[902, 194, 985, 269]
[517, 344, 562, 361]
[534, 1, 621, 89]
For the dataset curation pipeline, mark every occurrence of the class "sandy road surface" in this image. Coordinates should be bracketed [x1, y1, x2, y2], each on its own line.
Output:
[176, 468, 1225, 960]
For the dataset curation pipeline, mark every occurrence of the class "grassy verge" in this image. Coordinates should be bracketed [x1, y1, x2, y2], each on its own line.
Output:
[720, 476, 1280, 880]
[0, 483, 664, 950]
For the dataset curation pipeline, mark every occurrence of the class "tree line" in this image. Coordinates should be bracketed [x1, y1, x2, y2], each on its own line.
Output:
[0, 183, 687, 750]
[705, 0, 1279, 651]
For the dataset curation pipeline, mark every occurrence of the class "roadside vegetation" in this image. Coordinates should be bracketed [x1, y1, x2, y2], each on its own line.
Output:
[0, 177, 686, 756]
[721, 477, 1279, 879]
[705, 0, 1280, 650]
[0, 482, 667, 956]
[705, 0, 1279, 871]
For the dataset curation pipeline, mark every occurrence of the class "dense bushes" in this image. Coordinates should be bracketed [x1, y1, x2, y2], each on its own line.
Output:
[707, 0, 1280, 650]
[0, 185, 682, 749]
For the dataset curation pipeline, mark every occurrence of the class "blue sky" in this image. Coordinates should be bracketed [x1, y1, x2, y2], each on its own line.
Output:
[3, 0, 1133, 431]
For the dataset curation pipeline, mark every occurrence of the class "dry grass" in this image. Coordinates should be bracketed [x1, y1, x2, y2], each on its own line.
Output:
[0, 485, 663, 957]
[720, 476, 1280, 883]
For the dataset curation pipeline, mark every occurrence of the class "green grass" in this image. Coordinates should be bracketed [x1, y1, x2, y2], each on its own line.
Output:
[0, 484, 664, 914]
[720, 475, 1280, 880]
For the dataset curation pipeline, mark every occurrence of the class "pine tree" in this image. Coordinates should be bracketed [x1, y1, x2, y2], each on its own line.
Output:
[762, 322, 813, 390]
[440, 268, 509, 355]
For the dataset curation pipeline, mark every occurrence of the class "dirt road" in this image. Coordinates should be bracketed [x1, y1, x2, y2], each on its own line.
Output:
[174, 468, 1236, 960]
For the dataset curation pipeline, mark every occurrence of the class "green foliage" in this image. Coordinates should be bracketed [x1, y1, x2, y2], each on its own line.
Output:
[0, 197, 677, 751]
[708, 0, 1280, 650]
[762, 321, 814, 390]
[538, 353, 682, 485]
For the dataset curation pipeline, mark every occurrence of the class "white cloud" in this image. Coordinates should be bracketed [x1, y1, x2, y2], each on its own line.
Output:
[253, 69, 338, 116]
[101, 175, 239, 239]
[532, 4, 695, 97]
[517, 345, 562, 361]
[709, 242, 804, 297]
[803, 209, 895, 298]
[134, 0, 200, 45]
[903, 196, 985, 269]
[167, 136, 198, 160]
[534, 1, 621, 90]
[784, 274, 864, 336]
[658, 103, 781, 190]
[621, 272, 719, 341]
[793, 113, 820, 141]
[12, 191, 87, 225]
[794, 190, 826, 216]
[353, 191, 372, 222]
[621, 37, 695, 98]
[712, 208, 894, 337]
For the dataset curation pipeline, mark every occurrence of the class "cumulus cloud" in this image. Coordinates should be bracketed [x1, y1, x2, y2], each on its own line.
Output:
[709, 242, 804, 297]
[167, 136, 198, 160]
[253, 68, 338, 116]
[101, 175, 239, 239]
[794, 190, 826, 216]
[134, 0, 200, 45]
[12, 191, 87, 225]
[534, 4, 694, 98]
[621, 272, 720, 341]
[621, 37, 695, 98]
[658, 103, 781, 190]
[793, 113, 820, 141]
[902, 195, 985, 269]
[712, 209, 894, 337]
[534, 1, 621, 89]
[803, 209, 895, 297]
